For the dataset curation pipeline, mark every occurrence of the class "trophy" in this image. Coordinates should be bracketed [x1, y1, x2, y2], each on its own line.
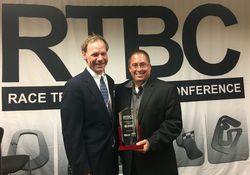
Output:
[118, 107, 143, 151]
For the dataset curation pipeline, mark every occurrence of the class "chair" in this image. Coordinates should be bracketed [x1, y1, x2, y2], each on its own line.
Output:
[0, 127, 32, 175]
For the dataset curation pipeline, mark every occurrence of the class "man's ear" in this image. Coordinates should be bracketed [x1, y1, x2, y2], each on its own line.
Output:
[82, 53, 87, 62]
[128, 65, 132, 73]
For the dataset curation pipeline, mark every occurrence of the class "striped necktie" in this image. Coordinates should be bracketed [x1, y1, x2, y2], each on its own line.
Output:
[100, 76, 115, 145]
[100, 76, 109, 105]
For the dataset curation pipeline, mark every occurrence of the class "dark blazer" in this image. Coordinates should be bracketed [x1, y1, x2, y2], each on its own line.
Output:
[61, 69, 118, 175]
[115, 78, 182, 175]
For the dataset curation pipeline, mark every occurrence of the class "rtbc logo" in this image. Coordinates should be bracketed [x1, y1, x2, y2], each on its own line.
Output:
[2, 3, 240, 82]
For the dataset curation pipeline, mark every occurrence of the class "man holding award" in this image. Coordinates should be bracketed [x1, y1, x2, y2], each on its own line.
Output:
[115, 49, 182, 175]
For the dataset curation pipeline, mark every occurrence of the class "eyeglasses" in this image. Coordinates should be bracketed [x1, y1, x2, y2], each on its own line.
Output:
[130, 63, 149, 69]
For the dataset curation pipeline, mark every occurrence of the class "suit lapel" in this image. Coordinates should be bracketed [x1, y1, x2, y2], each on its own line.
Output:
[107, 75, 114, 109]
[138, 80, 154, 122]
[121, 80, 133, 110]
[82, 69, 109, 114]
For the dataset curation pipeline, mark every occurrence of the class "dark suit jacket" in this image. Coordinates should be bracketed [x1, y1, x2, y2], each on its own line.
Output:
[61, 69, 118, 175]
[115, 78, 182, 175]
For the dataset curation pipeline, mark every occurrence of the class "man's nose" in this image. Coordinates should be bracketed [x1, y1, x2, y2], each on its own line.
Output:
[136, 66, 142, 71]
[97, 54, 104, 60]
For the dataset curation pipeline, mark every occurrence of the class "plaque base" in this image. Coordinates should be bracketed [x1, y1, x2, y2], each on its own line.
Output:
[118, 126, 144, 151]
[118, 144, 144, 151]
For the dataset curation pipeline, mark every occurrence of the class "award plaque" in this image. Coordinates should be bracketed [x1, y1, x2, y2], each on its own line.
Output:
[118, 107, 143, 151]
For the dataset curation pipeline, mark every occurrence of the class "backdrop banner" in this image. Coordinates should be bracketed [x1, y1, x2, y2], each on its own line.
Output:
[1, 0, 250, 175]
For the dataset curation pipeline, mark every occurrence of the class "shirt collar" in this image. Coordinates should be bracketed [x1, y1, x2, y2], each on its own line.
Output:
[87, 66, 106, 80]
[125, 80, 147, 89]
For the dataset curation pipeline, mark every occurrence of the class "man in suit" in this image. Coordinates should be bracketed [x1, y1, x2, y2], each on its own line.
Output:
[61, 34, 118, 175]
[115, 49, 182, 175]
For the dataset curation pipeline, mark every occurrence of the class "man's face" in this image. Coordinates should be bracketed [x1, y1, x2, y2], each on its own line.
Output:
[128, 52, 151, 86]
[83, 39, 108, 75]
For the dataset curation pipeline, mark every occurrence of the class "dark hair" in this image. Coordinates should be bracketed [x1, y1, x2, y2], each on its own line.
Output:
[81, 33, 109, 53]
[128, 49, 150, 65]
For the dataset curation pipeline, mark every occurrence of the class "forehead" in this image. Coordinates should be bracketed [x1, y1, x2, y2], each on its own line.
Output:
[87, 39, 106, 51]
[130, 53, 149, 63]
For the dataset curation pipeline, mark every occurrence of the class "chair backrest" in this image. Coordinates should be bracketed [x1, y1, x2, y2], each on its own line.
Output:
[0, 127, 3, 144]
[0, 127, 3, 175]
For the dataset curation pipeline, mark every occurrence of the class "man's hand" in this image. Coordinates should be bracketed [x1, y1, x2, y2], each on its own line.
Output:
[136, 139, 150, 153]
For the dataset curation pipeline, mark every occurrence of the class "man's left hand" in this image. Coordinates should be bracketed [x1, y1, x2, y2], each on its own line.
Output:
[136, 139, 150, 153]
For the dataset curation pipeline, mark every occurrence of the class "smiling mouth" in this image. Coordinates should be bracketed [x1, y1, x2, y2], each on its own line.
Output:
[135, 73, 145, 77]
[95, 63, 105, 67]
